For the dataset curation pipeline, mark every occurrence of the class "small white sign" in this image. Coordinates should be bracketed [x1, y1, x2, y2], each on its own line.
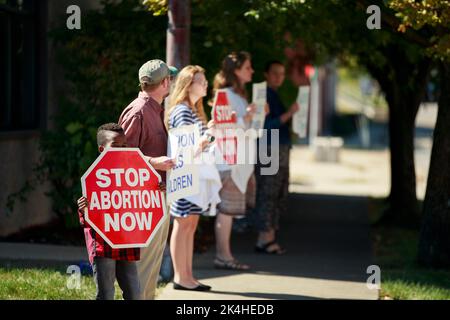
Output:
[252, 81, 267, 137]
[166, 124, 200, 203]
[293, 86, 310, 138]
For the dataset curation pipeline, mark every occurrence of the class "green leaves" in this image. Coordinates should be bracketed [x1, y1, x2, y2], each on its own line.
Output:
[389, 0, 450, 61]
[65, 122, 83, 135]
[142, 0, 168, 16]
[14, 0, 442, 229]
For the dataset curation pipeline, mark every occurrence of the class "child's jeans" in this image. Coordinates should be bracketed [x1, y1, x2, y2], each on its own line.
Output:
[92, 257, 141, 300]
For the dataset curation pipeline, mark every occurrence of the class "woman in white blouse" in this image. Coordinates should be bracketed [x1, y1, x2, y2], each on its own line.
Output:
[212, 51, 257, 270]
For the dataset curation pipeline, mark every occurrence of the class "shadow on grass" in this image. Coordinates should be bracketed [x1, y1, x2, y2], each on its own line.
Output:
[368, 198, 450, 299]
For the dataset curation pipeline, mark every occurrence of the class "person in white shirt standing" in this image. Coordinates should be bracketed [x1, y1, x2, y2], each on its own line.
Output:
[212, 51, 257, 271]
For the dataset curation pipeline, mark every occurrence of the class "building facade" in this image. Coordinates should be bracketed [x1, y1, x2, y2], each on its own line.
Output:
[0, 0, 101, 236]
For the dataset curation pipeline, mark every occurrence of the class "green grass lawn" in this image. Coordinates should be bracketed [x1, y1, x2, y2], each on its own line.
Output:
[0, 267, 99, 300]
[369, 198, 450, 300]
[0, 266, 167, 300]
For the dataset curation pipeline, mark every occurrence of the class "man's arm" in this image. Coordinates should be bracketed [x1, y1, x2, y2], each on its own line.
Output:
[144, 155, 176, 171]
[280, 102, 299, 124]
[264, 93, 283, 129]
[120, 114, 143, 148]
[265, 99, 299, 129]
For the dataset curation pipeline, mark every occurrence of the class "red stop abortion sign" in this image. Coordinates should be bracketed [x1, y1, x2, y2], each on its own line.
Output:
[212, 89, 238, 165]
[81, 148, 167, 249]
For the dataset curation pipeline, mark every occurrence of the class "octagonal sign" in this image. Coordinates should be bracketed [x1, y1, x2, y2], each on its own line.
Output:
[81, 148, 167, 249]
[212, 89, 238, 165]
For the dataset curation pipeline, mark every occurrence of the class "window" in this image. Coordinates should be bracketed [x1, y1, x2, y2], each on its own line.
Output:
[0, 0, 41, 131]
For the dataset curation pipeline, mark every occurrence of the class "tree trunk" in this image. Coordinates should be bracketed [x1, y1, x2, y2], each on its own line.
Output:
[386, 94, 420, 226]
[418, 62, 450, 267]
[366, 51, 430, 227]
[166, 0, 191, 69]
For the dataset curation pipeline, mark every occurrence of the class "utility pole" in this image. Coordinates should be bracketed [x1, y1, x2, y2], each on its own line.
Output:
[166, 0, 190, 69]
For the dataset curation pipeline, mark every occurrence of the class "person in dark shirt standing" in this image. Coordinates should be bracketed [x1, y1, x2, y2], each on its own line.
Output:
[252, 60, 299, 254]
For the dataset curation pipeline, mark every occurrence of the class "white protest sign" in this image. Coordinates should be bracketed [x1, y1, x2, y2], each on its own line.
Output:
[293, 86, 311, 138]
[251, 81, 267, 137]
[166, 124, 200, 204]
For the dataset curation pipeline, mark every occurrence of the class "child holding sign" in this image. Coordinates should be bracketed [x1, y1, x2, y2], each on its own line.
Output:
[166, 65, 215, 291]
[77, 123, 166, 300]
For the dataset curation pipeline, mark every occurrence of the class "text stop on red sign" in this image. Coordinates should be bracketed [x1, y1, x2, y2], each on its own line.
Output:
[212, 89, 238, 165]
[81, 148, 167, 249]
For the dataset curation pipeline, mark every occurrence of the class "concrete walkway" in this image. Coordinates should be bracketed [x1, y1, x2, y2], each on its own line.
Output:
[0, 242, 88, 268]
[157, 193, 379, 300]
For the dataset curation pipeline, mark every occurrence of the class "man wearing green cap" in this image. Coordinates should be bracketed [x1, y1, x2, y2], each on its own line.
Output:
[118, 59, 176, 299]
[163, 66, 179, 109]
[158, 65, 178, 284]
[168, 66, 179, 81]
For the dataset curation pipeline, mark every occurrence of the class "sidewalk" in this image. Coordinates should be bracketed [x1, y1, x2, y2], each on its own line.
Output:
[157, 193, 379, 300]
[289, 144, 431, 201]
[0, 193, 378, 300]
[0, 242, 87, 268]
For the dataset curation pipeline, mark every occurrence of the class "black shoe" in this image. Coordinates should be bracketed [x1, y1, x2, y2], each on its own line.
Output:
[173, 282, 211, 291]
[197, 282, 212, 291]
[255, 240, 287, 255]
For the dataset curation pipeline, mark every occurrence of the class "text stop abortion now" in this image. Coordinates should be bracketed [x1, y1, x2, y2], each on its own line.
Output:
[89, 168, 162, 232]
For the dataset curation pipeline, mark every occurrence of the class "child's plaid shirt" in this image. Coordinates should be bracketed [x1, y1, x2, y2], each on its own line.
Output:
[78, 209, 140, 264]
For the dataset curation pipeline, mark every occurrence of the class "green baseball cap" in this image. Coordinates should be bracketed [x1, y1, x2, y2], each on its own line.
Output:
[168, 66, 179, 78]
[139, 59, 170, 85]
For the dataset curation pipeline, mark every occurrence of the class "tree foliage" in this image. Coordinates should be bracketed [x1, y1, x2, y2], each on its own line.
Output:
[9, 0, 292, 227]
[388, 1, 450, 267]
[142, 0, 167, 16]
[389, 0, 450, 60]
[9, 0, 445, 232]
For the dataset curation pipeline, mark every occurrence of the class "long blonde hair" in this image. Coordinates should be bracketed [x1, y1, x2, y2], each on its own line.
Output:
[166, 65, 207, 128]
[213, 51, 251, 98]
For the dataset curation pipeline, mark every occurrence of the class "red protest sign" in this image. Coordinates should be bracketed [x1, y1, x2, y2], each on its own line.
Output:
[81, 148, 167, 249]
[212, 90, 236, 124]
[218, 135, 238, 165]
[212, 89, 238, 165]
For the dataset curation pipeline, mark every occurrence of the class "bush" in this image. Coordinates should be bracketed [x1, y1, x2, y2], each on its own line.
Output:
[8, 0, 292, 229]
[8, 0, 167, 228]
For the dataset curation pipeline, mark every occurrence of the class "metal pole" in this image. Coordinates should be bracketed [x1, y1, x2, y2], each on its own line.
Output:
[309, 67, 320, 146]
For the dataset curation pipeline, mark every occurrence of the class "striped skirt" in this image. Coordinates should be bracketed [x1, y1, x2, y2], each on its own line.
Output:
[170, 198, 204, 218]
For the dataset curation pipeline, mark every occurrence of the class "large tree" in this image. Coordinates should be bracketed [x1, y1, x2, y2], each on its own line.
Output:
[389, 0, 450, 267]
[144, 0, 433, 226]
[246, 0, 433, 227]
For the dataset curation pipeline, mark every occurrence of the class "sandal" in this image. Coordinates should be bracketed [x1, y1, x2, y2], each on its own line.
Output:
[255, 240, 287, 255]
[214, 257, 250, 271]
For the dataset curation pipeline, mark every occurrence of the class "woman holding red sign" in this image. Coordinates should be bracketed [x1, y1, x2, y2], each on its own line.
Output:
[212, 51, 257, 271]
